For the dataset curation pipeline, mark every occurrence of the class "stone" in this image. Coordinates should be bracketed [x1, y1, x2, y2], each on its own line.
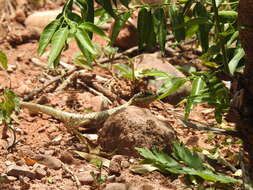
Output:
[141, 185, 154, 190]
[76, 171, 94, 185]
[35, 167, 47, 179]
[6, 165, 36, 179]
[98, 106, 177, 157]
[32, 154, 62, 169]
[25, 9, 62, 34]
[60, 151, 74, 164]
[6, 175, 17, 182]
[134, 53, 192, 104]
[109, 155, 124, 175]
[104, 183, 128, 190]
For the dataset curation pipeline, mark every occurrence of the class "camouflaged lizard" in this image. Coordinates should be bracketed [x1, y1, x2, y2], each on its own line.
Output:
[20, 92, 158, 129]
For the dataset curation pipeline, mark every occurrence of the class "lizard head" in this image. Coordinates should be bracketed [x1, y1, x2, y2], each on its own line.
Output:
[130, 91, 158, 107]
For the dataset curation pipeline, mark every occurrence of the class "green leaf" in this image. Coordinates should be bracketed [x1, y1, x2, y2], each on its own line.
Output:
[114, 63, 133, 80]
[227, 31, 239, 46]
[48, 26, 69, 68]
[169, 3, 185, 42]
[174, 18, 211, 30]
[79, 22, 110, 41]
[135, 148, 181, 168]
[218, 10, 238, 21]
[111, 11, 131, 45]
[38, 19, 62, 56]
[0, 51, 8, 69]
[95, 0, 116, 18]
[75, 27, 97, 55]
[135, 141, 242, 184]
[194, 2, 210, 52]
[153, 8, 167, 52]
[158, 77, 187, 100]
[119, 0, 130, 8]
[137, 8, 149, 50]
[181, 167, 241, 183]
[0, 90, 20, 122]
[172, 141, 204, 170]
[185, 76, 205, 119]
[228, 48, 245, 75]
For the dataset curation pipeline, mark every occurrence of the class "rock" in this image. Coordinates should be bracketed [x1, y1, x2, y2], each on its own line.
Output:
[25, 9, 61, 34]
[60, 151, 74, 164]
[121, 160, 130, 169]
[109, 19, 138, 49]
[34, 166, 47, 179]
[107, 175, 116, 182]
[76, 171, 94, 185]
[109, 155, 124, 175]
[32, 154, 62, 169]
[141, 185, 153, 190]
[6, 175, 17, 182]
[6, 165, 36, 179]
[135, 53, 192, 104]
[98, 106, 177, 157]
[15, 9, 26, 24]
[104, 183, 128, 190]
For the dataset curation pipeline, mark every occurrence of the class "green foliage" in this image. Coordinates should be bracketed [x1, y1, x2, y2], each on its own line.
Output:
[38, 0, 110, 68]
[0, 90, 20, 124]
[134, 141, 242, 184]
[0, 51, 8, 69]
[185, 72, 230, 123]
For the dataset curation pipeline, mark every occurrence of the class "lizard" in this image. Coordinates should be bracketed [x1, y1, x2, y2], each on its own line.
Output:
[20, 92, 158, 151]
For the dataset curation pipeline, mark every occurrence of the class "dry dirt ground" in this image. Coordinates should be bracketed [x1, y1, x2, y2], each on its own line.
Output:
[0, 1, 243, 190]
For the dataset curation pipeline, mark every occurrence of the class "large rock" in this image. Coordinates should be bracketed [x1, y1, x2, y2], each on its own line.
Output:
[6, 165, 36, 179]
[135, 53, 192, 104]
[25, 9, 62, 33]
[98, 106, 176, 157]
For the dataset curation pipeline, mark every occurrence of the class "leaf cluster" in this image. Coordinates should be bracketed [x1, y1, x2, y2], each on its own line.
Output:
[134, 141, 242, 184]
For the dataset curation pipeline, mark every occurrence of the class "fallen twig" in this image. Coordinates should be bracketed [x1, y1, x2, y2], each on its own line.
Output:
[23, 67, 79, 101]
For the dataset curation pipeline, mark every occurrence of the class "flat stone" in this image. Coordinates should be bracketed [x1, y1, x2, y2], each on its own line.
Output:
[98, 106, 177, 157]
[76, 171, 94, 185]
[134, 53, 192, 104]
[6, 165, 36, 179]
[35, 167, 47, 179]
[60, 151, 74, 164]
[25, 9, 62, 34]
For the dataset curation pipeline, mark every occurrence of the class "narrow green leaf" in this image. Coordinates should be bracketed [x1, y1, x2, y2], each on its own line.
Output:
[218, 10, 238, 21]
[169, 3, 185, 42]
[79, 22, 110, 41]
[75, 27, 97, 55]
[172, 141, 204, 170]
[153, 8, 167, 52]
[48, 27, 69, 68]
[95, 0, 116, 18]
[38, 19, 61, 56]
[174, 18, 211, 30]
[227, 31, 239, 46]
[119, 0, 130, 8]
[228, 48, 245, 75]
[194, 2, 210, 53]
[111, 11, 131, 45]
[185, 76, 205, 119]
[0, 51, 8, 69]
[158, 77, 187, 100]
[137, 8, 149, 50]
